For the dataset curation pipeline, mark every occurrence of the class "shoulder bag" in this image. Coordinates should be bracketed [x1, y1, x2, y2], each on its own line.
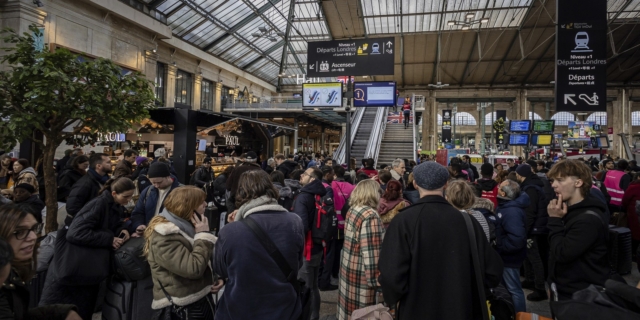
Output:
[240, 217, 311, 320]
[460, 210, 490, 320]
[53, 205, 111, 286]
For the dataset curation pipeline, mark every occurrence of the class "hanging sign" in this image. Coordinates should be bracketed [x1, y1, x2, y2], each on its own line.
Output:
[555, 0, 607, 112]
[442, 110, 452, 144]
[306, 38, 395, 77]
[224, 135, 239, 146]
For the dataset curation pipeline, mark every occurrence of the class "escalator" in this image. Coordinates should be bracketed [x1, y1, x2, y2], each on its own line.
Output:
[350, 108, 379, 163]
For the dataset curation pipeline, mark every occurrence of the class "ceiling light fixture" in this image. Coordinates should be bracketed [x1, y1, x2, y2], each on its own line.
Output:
[428, 81, 450, 88]
[466, 13, 475, 19]
[251, 25, 285, 42]
[448, 14, 490, 30]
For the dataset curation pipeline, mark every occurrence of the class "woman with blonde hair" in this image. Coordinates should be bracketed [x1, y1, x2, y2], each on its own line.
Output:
[445, 180, 491, 241]
[337, 179, 385, 320]
[144, 186, 221, 320]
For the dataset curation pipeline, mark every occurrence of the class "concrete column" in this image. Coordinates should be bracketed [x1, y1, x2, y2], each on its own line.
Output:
[321, 127, 326, 155]
[431, 96, 438, 152]
[193, 74, 202, 110]
[611, 89, 631, 158]
[214, 82, 222, 112]
[165, 65, 177, 108]
[144, 51, 158, 84]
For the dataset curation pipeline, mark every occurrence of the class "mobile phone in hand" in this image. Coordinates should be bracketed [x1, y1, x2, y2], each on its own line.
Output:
[118, 232, 126, 239]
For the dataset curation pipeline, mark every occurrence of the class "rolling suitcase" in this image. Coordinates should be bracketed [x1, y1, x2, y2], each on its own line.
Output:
[608, 226, 632, 275]
[102, 275, 154, 320]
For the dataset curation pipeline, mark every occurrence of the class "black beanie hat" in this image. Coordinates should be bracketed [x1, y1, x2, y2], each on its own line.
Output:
[147, 162, 171, 178]
[14, 183, 36, 194]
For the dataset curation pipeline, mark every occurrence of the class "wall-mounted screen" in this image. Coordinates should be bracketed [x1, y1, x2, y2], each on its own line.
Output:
[302, 82, 343, 108]
[197, 139, 207, 151]
[532, 120, 555, 132]
[509, 134, 530, 146]
[354, 82, 397, 107]
[531, 134, 553, 146]
[510, 120, 532, 132]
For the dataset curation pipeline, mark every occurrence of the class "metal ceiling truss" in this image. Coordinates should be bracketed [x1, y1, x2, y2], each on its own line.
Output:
[520, 36, 554, 84]
[147, 0, 166, 9]
[278, 0, 297, 90]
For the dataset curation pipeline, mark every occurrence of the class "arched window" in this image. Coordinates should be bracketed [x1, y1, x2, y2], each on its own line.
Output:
[484, 112, 509, 125]
[437, 114, 442, 125]
[528, 112, 543, 120]
[455, 112, 477, 125]
[586, 112, 607, 125]
[632, 111, 640, 126]
[551, 112, 575, 126]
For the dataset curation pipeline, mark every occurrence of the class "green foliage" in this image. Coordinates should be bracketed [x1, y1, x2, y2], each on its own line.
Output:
[0, 24, 155, 150]
[492, 117, 505, 133]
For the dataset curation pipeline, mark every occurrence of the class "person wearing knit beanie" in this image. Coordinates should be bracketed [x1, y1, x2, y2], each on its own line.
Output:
[412, 161, 449, 191]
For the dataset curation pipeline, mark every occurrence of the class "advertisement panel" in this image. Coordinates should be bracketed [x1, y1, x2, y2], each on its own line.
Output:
[302, 83, 343, 108]
[354, 82, 396, 107]
[307, 38, 395, 77]
[442, 109, 452, 144]
[567, 121, 597, 140]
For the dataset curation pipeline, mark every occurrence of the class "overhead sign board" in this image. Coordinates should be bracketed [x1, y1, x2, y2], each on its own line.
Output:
[555, 0, 607, 112]
[306, 38, 395, 77]
[533, 120, 555, 132]
[354, 82, 396, 107]
[510, 120, 532, 132]
[509, 134, 530, 146]
[302, 83, 343, 108]
[442, 109, 452, 144]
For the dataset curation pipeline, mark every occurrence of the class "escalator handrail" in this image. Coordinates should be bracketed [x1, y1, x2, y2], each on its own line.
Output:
[334, 107, 365, 164]
[364, 107, 388, 168]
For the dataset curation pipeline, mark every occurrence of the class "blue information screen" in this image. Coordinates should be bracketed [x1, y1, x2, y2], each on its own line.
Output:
[354, 82, 397, 107]
[509, 134, 530, 146]
[510, 120, 531, 132]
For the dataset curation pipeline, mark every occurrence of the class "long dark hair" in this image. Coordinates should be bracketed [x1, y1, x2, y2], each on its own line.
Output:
[0, 205, 37, 281]
[235, 170, 279, 208]
[12, 158, 30, 179]
[70, 155, 89, 175]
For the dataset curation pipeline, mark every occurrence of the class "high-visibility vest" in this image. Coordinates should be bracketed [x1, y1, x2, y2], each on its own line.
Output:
[604, 170, 625, 206]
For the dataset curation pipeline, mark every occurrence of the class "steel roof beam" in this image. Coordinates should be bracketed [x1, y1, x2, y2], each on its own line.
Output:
[243, 40, 285, 70]
[147, 0, 166, 9]
[278, 0, 297, 90]
[520, 34, 554, 85]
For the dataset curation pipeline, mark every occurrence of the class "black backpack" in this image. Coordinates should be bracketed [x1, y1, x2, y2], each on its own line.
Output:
[311, 193, 338, 243]
[112, 237, 150, 281]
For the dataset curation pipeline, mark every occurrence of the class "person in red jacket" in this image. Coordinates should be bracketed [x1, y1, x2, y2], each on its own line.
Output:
[402, 100, 411, 129]
[622, 172, 640, 255]
[357, 158, 378, 179]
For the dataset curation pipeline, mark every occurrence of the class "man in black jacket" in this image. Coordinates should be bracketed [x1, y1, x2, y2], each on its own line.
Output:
[379, 161, 503, 320]
[462, 155, 479, 182]
[546, 159, 610, 300]
[65, 153, 111, 224]
[293, 167, 326, 320]
[192, 157, 214, 188]
[515, 163, 549, 301]
[275, 154, 298, 179]
[225, 151, 262, 212]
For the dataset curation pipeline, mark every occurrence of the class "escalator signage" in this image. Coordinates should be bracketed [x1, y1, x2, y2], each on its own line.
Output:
[307, 38, 395, 77]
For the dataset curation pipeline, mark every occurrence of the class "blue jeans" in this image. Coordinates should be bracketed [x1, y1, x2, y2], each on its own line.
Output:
[503, 267, 526, 313]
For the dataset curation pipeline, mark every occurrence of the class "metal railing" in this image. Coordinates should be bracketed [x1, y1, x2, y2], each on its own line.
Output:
[334, 107, 365, 165]
[412, 95, 425, 161]
[364, 107, 388, 168]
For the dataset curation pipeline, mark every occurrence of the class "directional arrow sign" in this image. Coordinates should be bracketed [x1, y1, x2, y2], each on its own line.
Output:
[564, 94, 577, 105]
[309, 64, 315, 70]
[386, 41, 393, 48]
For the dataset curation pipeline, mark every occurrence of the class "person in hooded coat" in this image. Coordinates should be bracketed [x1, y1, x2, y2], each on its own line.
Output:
[377, 180, 410, 228]
[546, 160, 611, 300]
[57, 155, 89, 202]
[1, 159, 38, 198]
[378, 162, 503, 320]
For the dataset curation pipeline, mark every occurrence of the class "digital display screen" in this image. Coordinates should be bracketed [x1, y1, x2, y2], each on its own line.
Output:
[598, 136, 609, 148]
[197, 139, 207, 151]
[510, 120, 532, 132]
[354, 82, 397, 107]
[531, 134, 553, 146]
[533, 120, 555, 132]
[302, 83, 343, 108]
[509, 134, 530, 146]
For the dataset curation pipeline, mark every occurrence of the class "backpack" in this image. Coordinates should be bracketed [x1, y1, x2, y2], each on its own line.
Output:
[112, 237, 150, 282]
[311, 193, 338, 243]
[522, 184, 551, 234]
[480, 185, 499, 210]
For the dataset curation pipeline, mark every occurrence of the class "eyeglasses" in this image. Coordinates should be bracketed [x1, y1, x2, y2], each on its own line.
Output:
[13, 223, 43, 240]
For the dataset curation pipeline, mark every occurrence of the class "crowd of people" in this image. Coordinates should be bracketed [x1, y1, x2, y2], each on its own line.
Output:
[1, 148, 640, 320]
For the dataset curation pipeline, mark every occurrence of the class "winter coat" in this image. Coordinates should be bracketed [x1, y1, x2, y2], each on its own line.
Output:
[192, 166, 213, 188]
[548, 196, 611, 300]
[113, 160, 133, 178]
[493, 194, 530, 268]
[357, 168, 378, 179]
[56, 155, 70, 174]
[65, 170, 105, 218]
[56, 168, 84, 202]
[520, 175, 548, 235]
[292, 179, 326, 258]
[378, 198, 410, 227]
[468, 163, 479, 182]
[129, 179, 181, 232]
[147, 220, 216, 309]
[277, 160, 299, 179]
[225, 162, 261, 196]
[16, 195, 45, 216]
[475, 178, 499, 208]
[590, 187, 610, 222]
[622, 180, 640, 241]
[403, 185, 420, 205]
[337, 206, 385, 320]
[332, 179, 355, 212]
[0, 269, 76, 320]
[213, 208, 304, 320]
[273, 182, 294, 211]
[378, 195, 503, 320]
[472, 197, 497, 243]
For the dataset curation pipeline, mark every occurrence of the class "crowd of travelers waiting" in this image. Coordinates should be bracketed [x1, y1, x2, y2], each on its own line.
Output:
[1, 147, 640, 320]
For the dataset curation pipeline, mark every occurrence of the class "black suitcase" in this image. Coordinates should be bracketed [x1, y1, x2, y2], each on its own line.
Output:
[102, 275, 154, 320]
[608, 226, 632, 275]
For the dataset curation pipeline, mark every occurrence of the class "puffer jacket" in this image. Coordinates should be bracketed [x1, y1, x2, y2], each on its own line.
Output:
[147, 219, 217, 309]
[472, 197, 496, 243]
[378, 198, 410, 227]
[14, 167, 38, 194]
[0, 269, 76, 320]
[273, 182, 294, 210]
[57, 168, 84, 202]
[65, 169, 105, 219]
[493, 193, 530, 268]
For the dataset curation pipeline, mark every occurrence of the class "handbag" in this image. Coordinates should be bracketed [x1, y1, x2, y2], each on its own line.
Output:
[153, 280, 215, 320]
[52, 210, 111, 286]
[240, 217, 311, 320]
[113, 237, 151, 281]
[460, 210, 490, 320]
